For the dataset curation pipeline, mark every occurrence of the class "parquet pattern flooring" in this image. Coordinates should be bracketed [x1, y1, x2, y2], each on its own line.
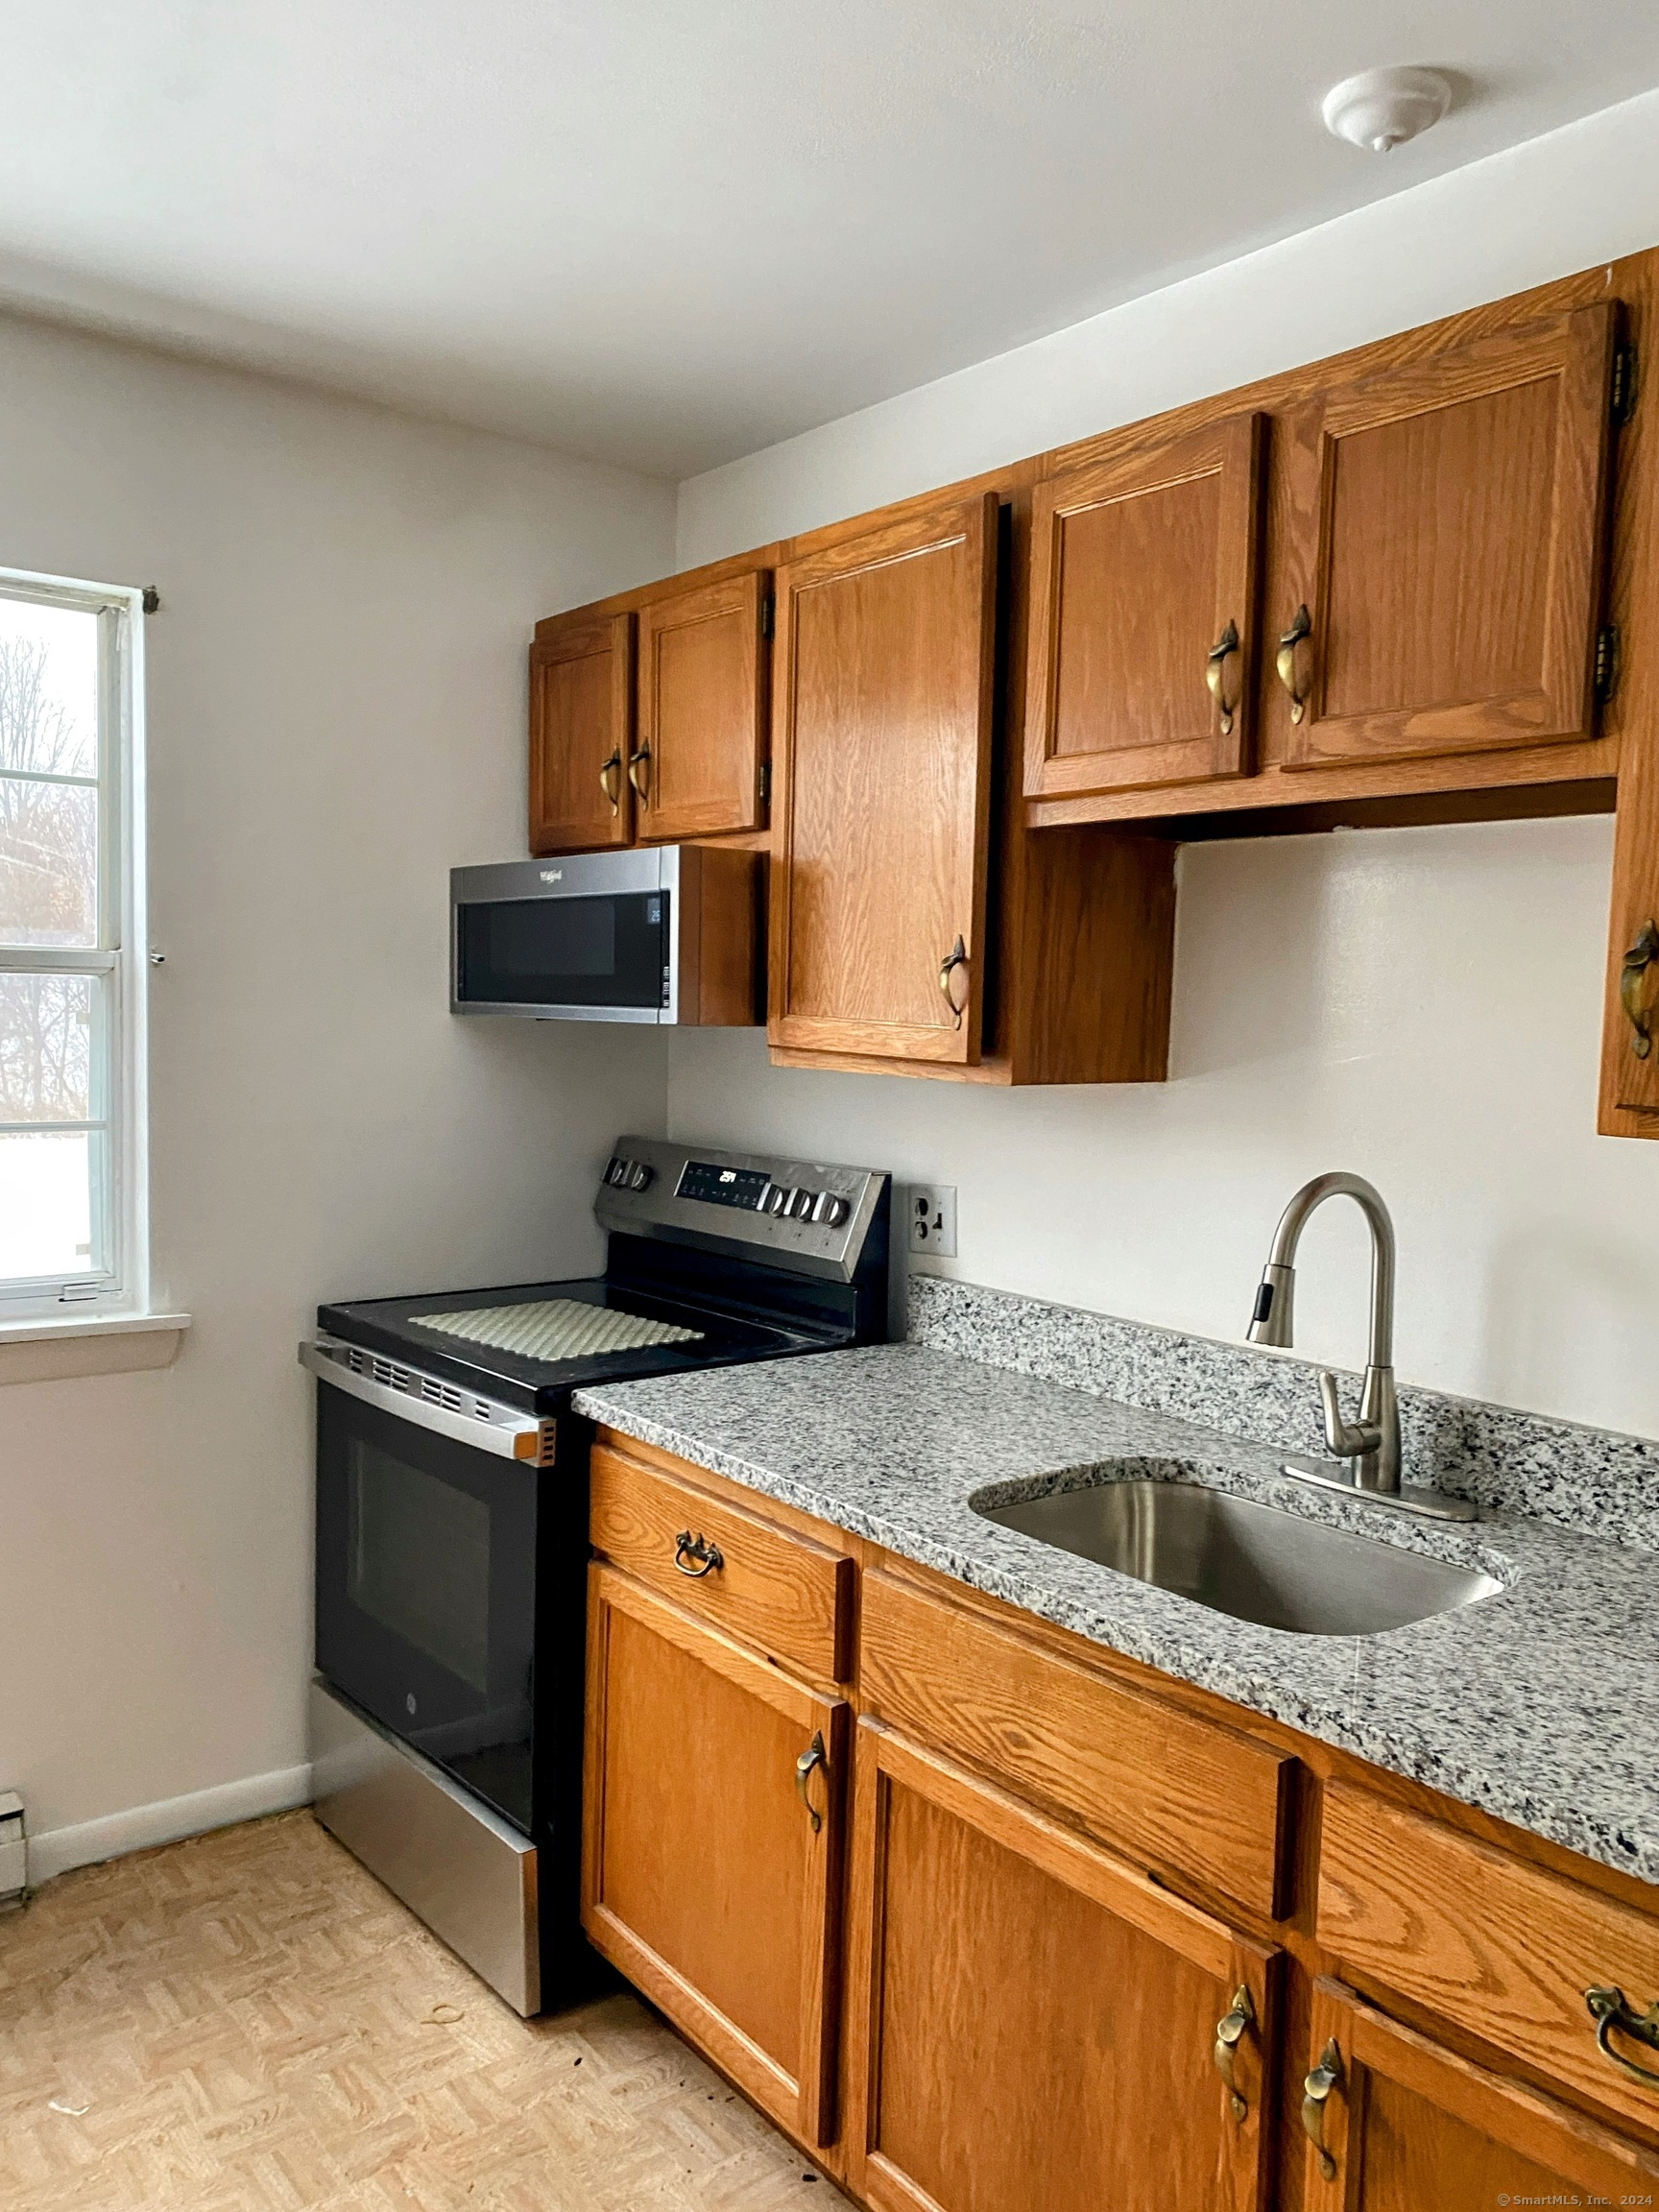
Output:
[0, 1811, 846, 2212]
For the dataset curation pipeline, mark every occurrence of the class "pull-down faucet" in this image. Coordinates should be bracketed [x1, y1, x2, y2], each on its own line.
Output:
[1246, 1171, 1475, 1524]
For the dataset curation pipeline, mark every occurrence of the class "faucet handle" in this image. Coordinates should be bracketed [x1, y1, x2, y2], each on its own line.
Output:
[1318, 1372, 1382, 1462]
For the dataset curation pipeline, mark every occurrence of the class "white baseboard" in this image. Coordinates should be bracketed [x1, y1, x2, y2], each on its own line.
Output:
[28, 1763, 315, 1886]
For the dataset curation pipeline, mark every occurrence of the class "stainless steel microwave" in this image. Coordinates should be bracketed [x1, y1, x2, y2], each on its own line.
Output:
[449, 844, 761, 1025]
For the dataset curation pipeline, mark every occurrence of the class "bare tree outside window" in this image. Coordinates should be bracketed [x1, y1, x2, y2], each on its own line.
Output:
[0, 637, 97, 1128]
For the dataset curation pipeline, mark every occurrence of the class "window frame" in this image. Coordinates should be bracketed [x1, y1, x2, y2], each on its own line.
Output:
[0, 567, 148, 1317]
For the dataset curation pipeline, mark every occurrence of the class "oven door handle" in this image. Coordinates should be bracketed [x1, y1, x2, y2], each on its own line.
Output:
[298, 1338, 553, 1463]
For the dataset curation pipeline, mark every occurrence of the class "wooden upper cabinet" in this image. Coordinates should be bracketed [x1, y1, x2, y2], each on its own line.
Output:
[1025, 412, 1264, 799]
[633, 569, 770, 842]
[582, 1566, 846, 2148]
[528, 609, 634, 854]
[1301, 1980, 1659, 2211]
[769, 494, 998, 1065]
[1275, 302, 1617, 771]
[845, 1721, 1279, 2212]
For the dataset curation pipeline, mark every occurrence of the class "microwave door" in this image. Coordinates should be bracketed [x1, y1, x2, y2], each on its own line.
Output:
[452, 886, 670, 1022]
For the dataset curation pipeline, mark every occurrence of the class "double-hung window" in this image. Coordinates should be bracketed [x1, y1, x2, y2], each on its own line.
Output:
[0, 571, 146, 1314]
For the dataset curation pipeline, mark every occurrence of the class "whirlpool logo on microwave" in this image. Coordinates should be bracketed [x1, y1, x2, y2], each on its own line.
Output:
[539, 869, 563, 883]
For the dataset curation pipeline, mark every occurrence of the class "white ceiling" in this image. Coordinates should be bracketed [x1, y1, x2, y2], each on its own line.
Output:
[2, 3, 1657, 479]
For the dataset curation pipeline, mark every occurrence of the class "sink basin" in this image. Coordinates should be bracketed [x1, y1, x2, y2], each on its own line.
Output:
[974, 1477, 1503, 1637]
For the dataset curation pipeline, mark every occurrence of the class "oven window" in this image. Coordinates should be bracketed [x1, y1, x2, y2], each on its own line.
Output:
[456, 890, 668, 1008]
[348, 1441, 492, 1692]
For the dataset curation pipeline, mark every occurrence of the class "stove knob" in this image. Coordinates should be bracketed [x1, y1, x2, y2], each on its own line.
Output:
[605, 1156, 629, 1187]
[787, 1188, 815, 1220]
[626, 1162, 655, 1192]
[812, 1191, 850, 1227]
[763, 1184, 791, 1215]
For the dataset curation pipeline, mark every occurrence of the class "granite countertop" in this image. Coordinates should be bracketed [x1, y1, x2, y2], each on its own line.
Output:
[575, 1342, 1659, 1888]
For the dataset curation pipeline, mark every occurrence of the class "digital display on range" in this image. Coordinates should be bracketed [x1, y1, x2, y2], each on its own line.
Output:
[677, 1161, 772, 1212]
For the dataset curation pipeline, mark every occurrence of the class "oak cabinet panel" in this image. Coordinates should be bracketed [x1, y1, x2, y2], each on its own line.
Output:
[635, 570, 769, 842]
[1320, 1781, 1659, 2141]
[846, 1723, 1278, 2212]
[858, 1567, 1291, 1919]
[769, 494, 998, 1065]
[1276, 303, 1616, 770]
[1026, 412, 1264, 799]
[582, 1566, 846, 2146]
[589, 1441, 852, 1683]
[1301, 1980, 1659, 2210]
[529, 610, 634, 854]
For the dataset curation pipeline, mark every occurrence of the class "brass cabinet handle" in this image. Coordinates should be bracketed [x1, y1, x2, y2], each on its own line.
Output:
[628, 745, 651, 805]
[795, 1730, 827, 1833]
[1213, 1984, 1255, 2120]
[938, 936, 970, 1030]
[1302, 2037, 1341, 2181]
[598, 750, 623, 813]
[1206, 619, 1241, 737]
[672, 1529, 724, 1579]
[1276, 604, 1313, 725]
[1622, 921, 1659, 1061]
[1587, 1985, 1659, 2085]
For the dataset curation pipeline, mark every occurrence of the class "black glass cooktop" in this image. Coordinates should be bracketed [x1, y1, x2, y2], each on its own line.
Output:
[318, 1274, 833, 1414]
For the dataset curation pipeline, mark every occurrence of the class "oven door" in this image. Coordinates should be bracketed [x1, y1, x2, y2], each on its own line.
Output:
[314, 1377, 541, 1835]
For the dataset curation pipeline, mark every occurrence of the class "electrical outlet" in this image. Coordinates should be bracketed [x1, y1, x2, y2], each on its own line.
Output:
[907, 1184, 957, 1259]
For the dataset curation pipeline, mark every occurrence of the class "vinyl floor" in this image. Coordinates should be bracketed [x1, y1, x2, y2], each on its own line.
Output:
[0, 1810, 846, 2211]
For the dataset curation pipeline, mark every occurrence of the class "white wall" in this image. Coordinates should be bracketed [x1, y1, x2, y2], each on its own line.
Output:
[671, 85, 1659, 1444]
[0, 316, 675, 1859]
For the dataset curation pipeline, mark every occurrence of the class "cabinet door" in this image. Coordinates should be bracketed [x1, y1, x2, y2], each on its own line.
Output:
[769, 494, 998, 1065]
[529, 610, 634, 853]
[1301, 1980, 1659, 2210]
[582, 1565, 846, 2147]
[846, 1721, 1278, 2212]
[1025, 412, 1264, 799]
[1275, 302, 1616, 770]
[634, 570, 769, 842]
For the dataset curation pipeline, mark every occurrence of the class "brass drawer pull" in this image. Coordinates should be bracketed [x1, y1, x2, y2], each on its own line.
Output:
[1213, 1984, 1255, 2119]
[628, 745, 652, 804]
[938, 936, 969, 1030]
[1206, 619, 1241, 737]
[1622, 921, 1659, 1061]
[1276, 604, 1313, 725]
[1302, 2037, 1341, 2181]
[598, 750, 623, 813]
[1587, 1984, 1659, 2085]
[795, 1731, 827, 1833]
[672, 1529, 724, 1578]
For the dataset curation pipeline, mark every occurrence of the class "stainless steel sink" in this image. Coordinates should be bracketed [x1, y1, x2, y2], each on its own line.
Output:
[974, 1478, 1503, 1637]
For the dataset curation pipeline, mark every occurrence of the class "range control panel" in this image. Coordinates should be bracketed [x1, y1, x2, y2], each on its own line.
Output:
[596, 1136, 885, 1284]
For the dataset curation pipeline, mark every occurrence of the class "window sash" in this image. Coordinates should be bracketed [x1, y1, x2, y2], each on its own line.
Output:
[0, 572, 142, 1310]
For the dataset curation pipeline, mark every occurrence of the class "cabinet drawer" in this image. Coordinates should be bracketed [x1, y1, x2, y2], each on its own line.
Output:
[859, 1570, 1293, 1918]
[589, 1443, 852, 1682]
[1320, 1784, 1659, 2137]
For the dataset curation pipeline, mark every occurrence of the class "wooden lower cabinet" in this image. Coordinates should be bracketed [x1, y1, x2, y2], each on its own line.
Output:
[1301, 1980, 1659, 2209]
[581, 1565, 847, 2145]
[843, 1721, 1279, 2212]
[584, 1437, 1659, 2207]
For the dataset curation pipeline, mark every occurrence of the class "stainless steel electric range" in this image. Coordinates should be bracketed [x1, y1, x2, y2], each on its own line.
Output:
[301, 1136, 892, 2015]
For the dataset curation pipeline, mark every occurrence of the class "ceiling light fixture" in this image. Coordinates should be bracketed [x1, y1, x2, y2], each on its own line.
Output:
[1321, 66, 1455, 154]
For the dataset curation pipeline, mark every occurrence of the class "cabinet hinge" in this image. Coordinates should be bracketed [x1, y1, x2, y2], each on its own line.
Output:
[758, 761, 771, 805]
[1595, 623, 1621, 705]
[759, 592, 775, 639]
[1612, 341, 1638, 427]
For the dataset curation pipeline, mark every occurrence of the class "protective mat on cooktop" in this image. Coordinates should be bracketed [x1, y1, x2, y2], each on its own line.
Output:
[416, 1298, 704, 1361]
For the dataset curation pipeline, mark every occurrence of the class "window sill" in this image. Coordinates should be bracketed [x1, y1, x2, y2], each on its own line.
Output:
[0, 1310, 192, 1385]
